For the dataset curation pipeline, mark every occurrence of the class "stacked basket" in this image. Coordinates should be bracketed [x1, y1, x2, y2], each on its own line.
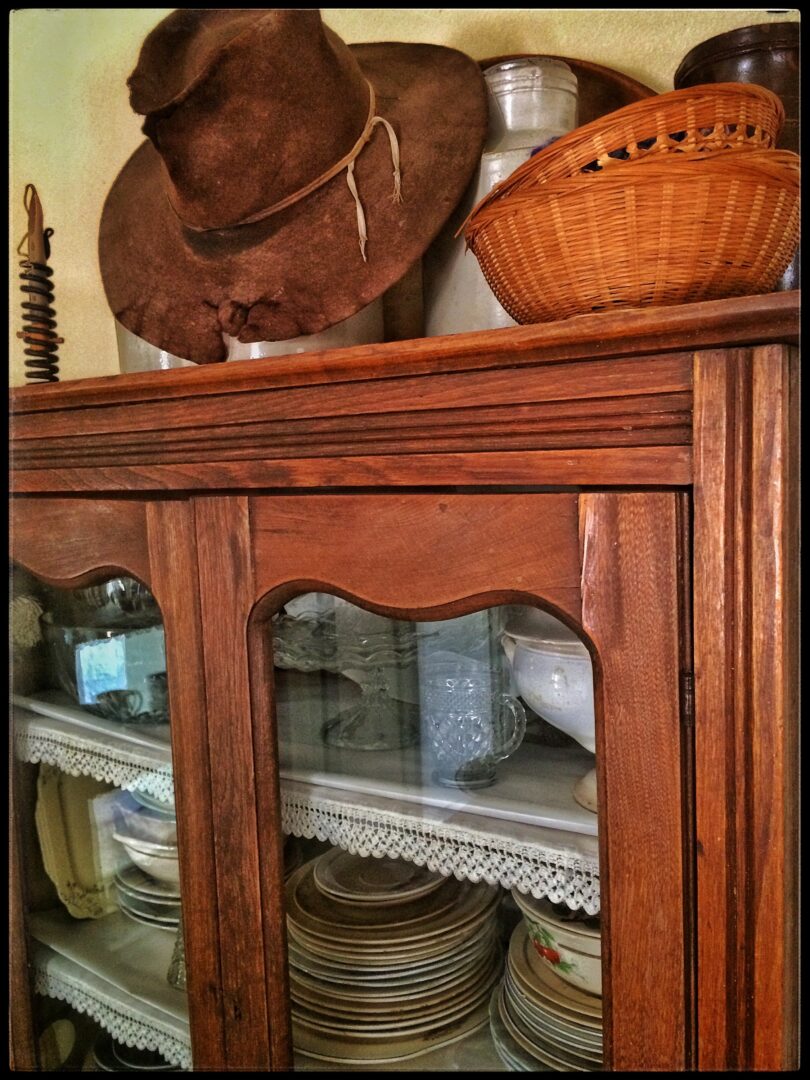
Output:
[462, 83, 800, 323]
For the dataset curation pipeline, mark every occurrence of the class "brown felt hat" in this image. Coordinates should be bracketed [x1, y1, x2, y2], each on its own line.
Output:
[98, 9, 488, 364]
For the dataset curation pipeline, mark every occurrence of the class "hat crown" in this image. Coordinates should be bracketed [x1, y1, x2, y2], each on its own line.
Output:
[128, 9, 371, 230]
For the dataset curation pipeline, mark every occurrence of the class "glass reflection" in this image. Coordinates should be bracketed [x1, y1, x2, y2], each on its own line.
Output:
[272, 594, 602, 1072]
[10, 568, 190, 1071]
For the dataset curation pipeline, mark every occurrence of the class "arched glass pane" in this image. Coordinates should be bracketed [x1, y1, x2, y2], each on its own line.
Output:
[10, 565, 190, 1071]
[270, 593, 601, 1071]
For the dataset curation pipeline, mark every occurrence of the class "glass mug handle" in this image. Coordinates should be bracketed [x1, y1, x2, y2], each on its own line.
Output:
[492, 693, 527, 762]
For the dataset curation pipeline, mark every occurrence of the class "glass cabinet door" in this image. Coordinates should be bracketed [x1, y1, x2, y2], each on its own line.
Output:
[10, 564, 191, 1071]
[268, 596, 602, 1071]
[245, 490, 689, 1073]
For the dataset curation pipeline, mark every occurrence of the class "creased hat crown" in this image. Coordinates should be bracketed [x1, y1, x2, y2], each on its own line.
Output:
[128, 9, 371, 230]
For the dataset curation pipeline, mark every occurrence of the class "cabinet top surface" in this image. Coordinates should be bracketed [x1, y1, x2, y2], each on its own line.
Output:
[8, 292, 798, 494]
[9, 292, 799, 416]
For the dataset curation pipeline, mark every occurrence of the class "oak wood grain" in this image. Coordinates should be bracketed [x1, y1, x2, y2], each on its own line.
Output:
[8, 498, 151, 587]
[579, 493, 688, 1071]
[692, 345, 799, 1070]
[9, 445, 693, 493]
[11, 392, 693, 469]
[249, 493, 582, 624]
[145, 501, 227, 1070]
[193, 497, 271, 1070]
[246, 623, 293, 1070]
[9, 292, 798, 415]
[11, 353, 692, 445]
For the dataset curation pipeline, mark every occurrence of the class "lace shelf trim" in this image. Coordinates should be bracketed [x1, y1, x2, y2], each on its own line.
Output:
[15, 729, 175, 805]
[282, 789, 600, 915]
[33, 969, 191, 1070]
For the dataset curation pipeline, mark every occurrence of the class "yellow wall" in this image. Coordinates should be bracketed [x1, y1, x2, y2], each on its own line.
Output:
[9, 8, 800, 386]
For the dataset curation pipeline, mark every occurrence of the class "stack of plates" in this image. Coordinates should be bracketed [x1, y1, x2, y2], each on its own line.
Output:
[288, 848, 502, 1066]
[114, 864, 181, 931]
[492, 922, 602, 1071]
[114, 791, 180, 932]
[91, 1031, 181, 1071]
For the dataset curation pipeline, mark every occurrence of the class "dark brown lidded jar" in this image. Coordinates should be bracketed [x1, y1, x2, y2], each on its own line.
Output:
[675, 22, 800, 291]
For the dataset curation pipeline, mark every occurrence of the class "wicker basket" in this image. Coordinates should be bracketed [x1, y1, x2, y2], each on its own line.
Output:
[463, 82, 785, 228]
[465, 148, 800, 324]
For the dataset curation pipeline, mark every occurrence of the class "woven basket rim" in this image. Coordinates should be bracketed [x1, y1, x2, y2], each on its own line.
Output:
[459, 81, 786, 238]
[465, 147, 801, 247]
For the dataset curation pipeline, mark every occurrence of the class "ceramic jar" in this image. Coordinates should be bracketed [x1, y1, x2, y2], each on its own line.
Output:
[674, 21, 800, 292]
[501, 609, 594, 753]
[501, 607, 597, 813]
[423, 57, 578, 336]
[116, 297, 384, 373]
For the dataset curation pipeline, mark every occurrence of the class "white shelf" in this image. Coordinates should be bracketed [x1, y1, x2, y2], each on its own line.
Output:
[277, 670, 600, 914]
[13, 692, 174, 805]
[28, 908, 190, 1070]
[14, 677, 600, 913]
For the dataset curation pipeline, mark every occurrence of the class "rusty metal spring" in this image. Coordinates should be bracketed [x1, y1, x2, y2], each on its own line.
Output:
[17, 187, 62, 383]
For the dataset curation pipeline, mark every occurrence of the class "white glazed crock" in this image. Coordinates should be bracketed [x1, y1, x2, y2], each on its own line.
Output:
[501, 608, 595, 753]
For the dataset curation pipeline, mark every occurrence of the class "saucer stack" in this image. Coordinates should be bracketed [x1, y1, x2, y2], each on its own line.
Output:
[288, 848, 502, 1066]
[114, 791, 181, 932]
[492, 921, 602, 1071]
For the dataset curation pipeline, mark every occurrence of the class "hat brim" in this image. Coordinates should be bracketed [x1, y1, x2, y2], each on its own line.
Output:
[99, 42, 488, 363]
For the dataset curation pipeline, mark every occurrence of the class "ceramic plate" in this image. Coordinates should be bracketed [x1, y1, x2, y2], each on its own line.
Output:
[293, 1006, 489, 1066]
[292, 995, 491, 1061]
[510, 924, 602, 1020]
[287, 907, 497, 965]
[488, 986, 546, 1072]
[290, 940, 495, 1002]
[35, 765, 119, 919]
[290, 947, 500, 1024]
[287, 879, 498, 949]
[498, 987, 591, 1072]
[313, 848, 446, 905]
[116, 863, 181, 901]
[289, 860, 465, 933]
[508, 959, 603, 1031]
[117, 892, 182, 926]
[119, 904, 180, 932]
[291, 954, 499, 1035]
[503, 985, 603, 1066]
[114, 874, 182, 909]
[288, 927, 494, 986]
[505, 973, 602, 1050]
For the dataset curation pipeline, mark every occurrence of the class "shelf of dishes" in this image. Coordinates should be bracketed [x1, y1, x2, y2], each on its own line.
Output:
[13, 695, 174, 806]
[29, 873, 602, 1072]
[286, 847, 602, 1071]
[14, 682, 600, 913]
[27, 913, 514, 1072]
[28, 909, 191, 1070]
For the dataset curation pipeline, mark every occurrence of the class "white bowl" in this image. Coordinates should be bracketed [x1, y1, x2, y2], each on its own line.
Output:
[117, 800, 177, 846]
[501, 609, 594, 753]
[113, 832, 180, 885]
[512, 890, 601, 997]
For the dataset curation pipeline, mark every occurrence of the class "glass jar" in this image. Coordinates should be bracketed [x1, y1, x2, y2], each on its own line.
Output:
[423, 58, 579, 336]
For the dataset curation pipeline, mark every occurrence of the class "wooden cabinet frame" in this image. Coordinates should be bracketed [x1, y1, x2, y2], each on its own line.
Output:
[9, 292, 799, 1071]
